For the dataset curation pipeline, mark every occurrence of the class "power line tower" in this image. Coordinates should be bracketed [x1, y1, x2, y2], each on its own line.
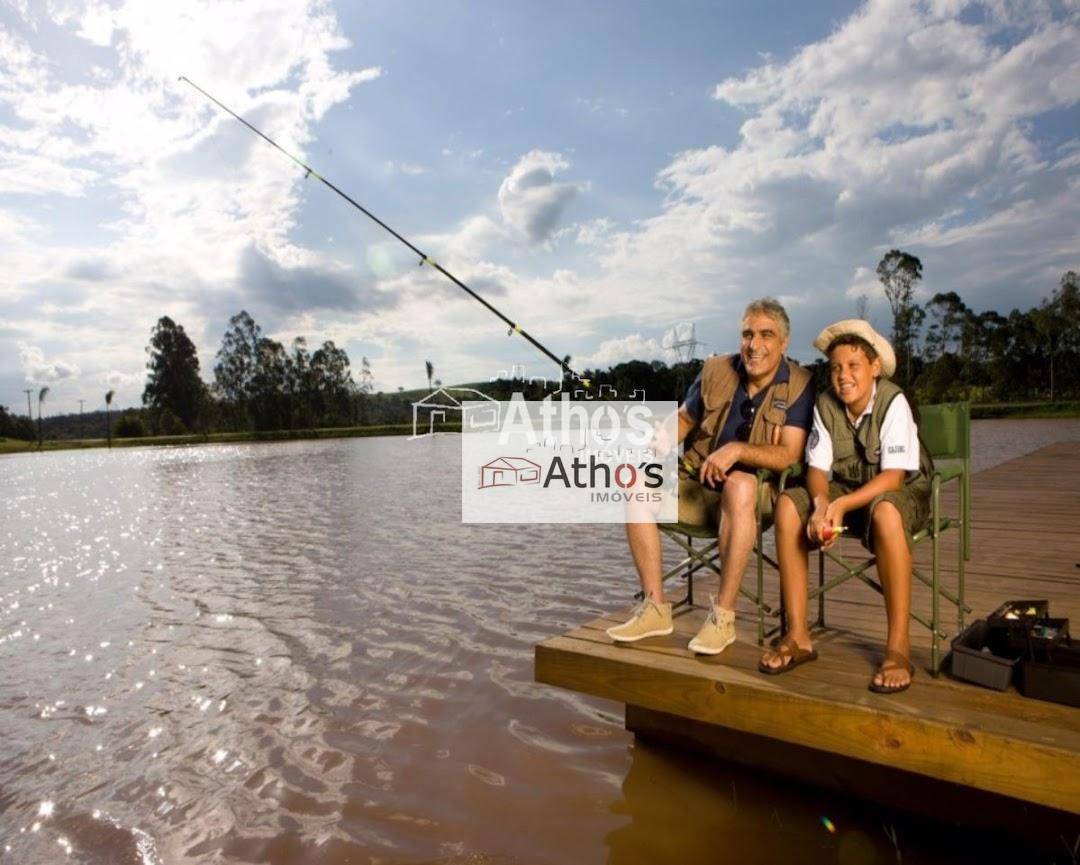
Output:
[661, 322, 700, 365]
[662, 322, 700, 399]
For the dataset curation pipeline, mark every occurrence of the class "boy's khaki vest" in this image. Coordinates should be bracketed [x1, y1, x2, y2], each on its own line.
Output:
[816, 377, 933, 491]
[683, 354, 811, 473]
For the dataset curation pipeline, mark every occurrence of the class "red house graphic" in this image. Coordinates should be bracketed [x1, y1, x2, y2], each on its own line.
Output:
[479, 456, 542, 489]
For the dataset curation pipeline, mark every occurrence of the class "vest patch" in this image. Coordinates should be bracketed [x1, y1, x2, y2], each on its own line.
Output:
[773, 399, 787, 410]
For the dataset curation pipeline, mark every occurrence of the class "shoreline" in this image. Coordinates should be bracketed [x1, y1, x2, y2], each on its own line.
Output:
[4, 401, 1080, 455]
[0, 422, 462, 454]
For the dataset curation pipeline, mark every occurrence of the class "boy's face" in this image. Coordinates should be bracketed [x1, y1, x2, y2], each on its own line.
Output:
[828, 343, 881, 411]
[740, 313, 789, 382]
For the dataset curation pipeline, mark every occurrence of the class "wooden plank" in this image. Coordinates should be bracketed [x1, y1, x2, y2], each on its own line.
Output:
[625, 706, 1080, 840]
[536, 635, 1080, 812]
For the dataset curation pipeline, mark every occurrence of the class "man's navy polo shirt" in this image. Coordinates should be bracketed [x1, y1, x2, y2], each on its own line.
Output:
[683, 356, 814, 453]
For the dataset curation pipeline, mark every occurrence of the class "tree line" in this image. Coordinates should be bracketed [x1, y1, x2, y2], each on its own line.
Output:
[3, 261, 1077, 443]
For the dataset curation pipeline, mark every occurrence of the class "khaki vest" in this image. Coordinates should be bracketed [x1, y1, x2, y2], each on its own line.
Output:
[683, 354, 811, 473]
[816, 378, 933, 491]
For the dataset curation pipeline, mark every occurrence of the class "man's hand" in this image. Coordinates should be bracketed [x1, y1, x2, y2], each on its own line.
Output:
[649, 422, 675, 459]
[699, 442, 743, 488]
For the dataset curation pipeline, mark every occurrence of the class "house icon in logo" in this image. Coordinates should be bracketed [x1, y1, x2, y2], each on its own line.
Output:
[479, 456, 542, 489]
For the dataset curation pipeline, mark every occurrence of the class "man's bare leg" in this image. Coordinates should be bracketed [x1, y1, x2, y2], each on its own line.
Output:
[625, 520, 664, 603]
[715, 471, 759, 611]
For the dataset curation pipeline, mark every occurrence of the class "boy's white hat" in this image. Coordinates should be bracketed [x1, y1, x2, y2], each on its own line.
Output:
[814, 319, 896, 378]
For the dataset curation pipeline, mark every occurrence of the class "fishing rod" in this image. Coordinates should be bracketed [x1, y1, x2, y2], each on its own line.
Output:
[179, 76, 589, 390]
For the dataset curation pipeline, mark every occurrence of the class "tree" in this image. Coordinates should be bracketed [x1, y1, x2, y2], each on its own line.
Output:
[0, 405, 34, 441]
[425, 360, 434, 390]
[310, 340, 355, 425]
[115, 411, 148, 438]
[105, 389, 114, 448]
[359, 357, 374, 394]
[213, 311, 262, 425]
[1033, 270, 1080, 400]
[36, 386, 48, 447]
[876, 249, 923, 384]
[143, 316, 206, 432]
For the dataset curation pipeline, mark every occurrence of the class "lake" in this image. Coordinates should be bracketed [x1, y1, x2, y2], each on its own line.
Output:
[3, 419, 1079, 864]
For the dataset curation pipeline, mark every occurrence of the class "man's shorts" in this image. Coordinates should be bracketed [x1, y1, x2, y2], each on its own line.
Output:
[781, 481, 930, 552]
[677, 472, 776, 529]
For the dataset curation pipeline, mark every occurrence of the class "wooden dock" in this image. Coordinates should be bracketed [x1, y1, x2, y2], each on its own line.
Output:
[536, 443, 1080, 825]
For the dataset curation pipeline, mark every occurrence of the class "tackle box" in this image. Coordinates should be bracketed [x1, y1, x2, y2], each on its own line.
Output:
[950, 619, 1021, 691]
[1016, 641, 1080, 708]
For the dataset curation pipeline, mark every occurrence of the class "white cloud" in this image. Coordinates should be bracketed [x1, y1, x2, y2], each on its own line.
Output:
[19, 344, 81, 384]
[577, 334, 665, 369]
[568, 0, 1079, 345]
[0, 1, 382, 405]
[497, 150, 584, 243]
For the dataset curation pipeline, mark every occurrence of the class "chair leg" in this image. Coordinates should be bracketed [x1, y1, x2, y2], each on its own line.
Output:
[816, 550, 826, 629]
[931, 482, 941, 676]
[958, 480, 966, 634]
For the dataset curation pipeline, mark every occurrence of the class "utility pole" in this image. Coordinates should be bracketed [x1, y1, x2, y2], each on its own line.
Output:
[78, 399, 85, 440]
[24, 389, 32, 421]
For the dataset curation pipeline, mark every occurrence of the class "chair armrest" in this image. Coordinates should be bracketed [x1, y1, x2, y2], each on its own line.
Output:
[779, 462, 804, 491]
[933, 464, 964, 484]
[755, 463, 804, 493]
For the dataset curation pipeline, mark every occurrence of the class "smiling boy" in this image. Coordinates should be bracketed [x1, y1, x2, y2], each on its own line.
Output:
[759, 320, 932, 693]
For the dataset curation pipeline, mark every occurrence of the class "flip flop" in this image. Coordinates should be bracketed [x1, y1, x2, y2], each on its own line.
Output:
[758, 637, 818, 675]
[869, 649, 915, 694]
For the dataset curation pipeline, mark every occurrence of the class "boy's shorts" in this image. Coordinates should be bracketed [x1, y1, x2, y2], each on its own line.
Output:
[677, 472, 776, 529]
[781, 481, 929, 552]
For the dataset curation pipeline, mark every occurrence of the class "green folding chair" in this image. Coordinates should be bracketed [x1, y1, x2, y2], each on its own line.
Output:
[807, 401, 973, 673]
[646, 465, 801, 645]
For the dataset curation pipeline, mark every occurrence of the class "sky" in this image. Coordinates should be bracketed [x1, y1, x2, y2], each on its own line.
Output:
[1, 0, 1078, 414]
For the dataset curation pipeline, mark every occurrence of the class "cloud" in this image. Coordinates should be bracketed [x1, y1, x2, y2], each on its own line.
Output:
[577, 334, 665, 369]
[0, 1, 382, 405]
[64, 257, 120, 282]
[19, 344, 81, 384]
[570, 0, 1080, 347]
[497, 150, 584, 243]
[238, 245, 399, 315]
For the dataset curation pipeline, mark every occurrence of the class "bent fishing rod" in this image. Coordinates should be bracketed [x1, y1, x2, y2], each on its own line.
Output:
[179, 76, 588, 390]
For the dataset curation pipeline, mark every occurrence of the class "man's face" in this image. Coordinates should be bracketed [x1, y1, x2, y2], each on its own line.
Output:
[828, 343, 881, 411]
[740, 313, 789, 381]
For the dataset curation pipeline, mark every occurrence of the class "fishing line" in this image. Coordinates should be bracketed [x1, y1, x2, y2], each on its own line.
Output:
[179, 76, 589, 390]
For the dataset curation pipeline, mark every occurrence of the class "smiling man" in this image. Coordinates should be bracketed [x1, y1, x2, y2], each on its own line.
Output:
[607, 298, 814, 655]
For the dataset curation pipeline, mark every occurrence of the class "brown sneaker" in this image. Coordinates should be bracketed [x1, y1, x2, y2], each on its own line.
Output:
[606, 598, 674, 643]
[688, 599, 736, 655]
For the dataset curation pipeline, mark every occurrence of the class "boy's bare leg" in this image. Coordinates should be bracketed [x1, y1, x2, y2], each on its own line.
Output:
[761, 495, 813, 668]
[715, 471, 758, 610]
[871, 502, 912, 688]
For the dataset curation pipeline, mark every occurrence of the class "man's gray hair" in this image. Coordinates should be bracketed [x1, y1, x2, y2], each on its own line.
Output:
[742, 297, 790, 338]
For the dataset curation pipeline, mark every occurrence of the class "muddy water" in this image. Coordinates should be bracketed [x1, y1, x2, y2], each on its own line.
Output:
[2, 420, 1079, 864]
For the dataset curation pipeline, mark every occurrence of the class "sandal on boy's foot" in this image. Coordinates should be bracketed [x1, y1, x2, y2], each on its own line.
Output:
[868, 649, 915, 694]
[758, 637, 818, 675]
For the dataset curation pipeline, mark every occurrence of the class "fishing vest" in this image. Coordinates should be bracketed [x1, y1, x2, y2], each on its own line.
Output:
[683, 354, 811, 473]
[815, 377, 933, 491]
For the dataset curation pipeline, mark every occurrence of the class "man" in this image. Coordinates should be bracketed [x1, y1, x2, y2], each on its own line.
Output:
[607, 298, 814, 654]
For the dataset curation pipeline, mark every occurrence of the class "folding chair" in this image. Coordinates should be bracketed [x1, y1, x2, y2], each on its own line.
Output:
[807, 401, 973, 673]
[644, 466, 801, 645]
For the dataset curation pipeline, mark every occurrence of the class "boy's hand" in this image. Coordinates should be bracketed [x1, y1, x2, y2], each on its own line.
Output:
[820, 499, 848, 549]
[807, 506, 830, 546]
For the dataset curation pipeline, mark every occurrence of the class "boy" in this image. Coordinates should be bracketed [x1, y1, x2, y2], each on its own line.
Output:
[759, 320, 931, 693]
